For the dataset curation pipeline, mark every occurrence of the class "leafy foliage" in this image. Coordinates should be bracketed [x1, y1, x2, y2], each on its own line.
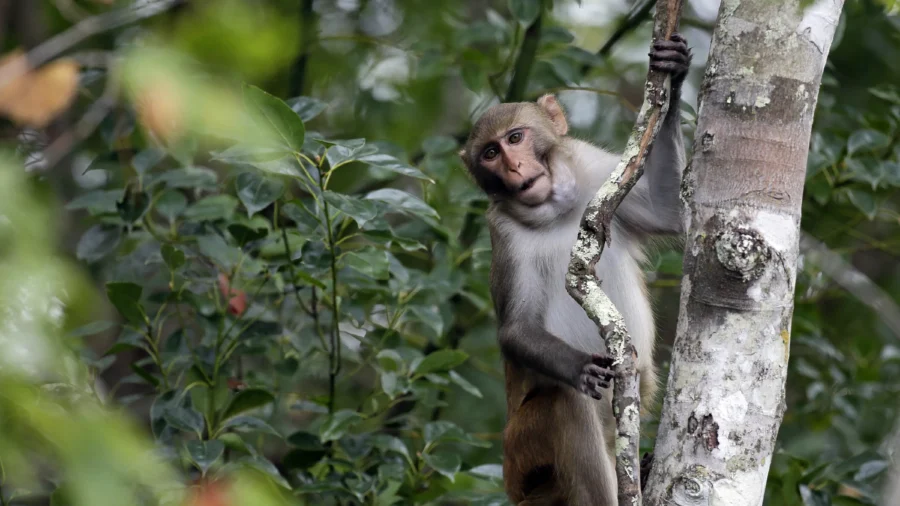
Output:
[0, 1, 898, 506]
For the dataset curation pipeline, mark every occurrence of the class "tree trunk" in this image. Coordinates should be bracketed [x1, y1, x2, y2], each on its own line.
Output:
[644, 1, 844, 504]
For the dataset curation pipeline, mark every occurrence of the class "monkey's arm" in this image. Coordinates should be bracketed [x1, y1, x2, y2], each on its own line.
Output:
[498, 322, 614, 399]
[616, 34, 691, 236]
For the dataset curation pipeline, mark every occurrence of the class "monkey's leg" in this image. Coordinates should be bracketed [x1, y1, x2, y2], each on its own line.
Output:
[503, 386, 617, 506]
[555, 390, 618, 506]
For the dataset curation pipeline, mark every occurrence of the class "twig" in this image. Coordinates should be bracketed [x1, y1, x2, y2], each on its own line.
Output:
[505, 1, 546, 103]
[565, 1, 684, 504]
[288, 0, 317, 97]
[0, 0, 180, 90]
[580, 0, 656, 75]
[800, 232, 900, 339]
[41, 57, 120, 169]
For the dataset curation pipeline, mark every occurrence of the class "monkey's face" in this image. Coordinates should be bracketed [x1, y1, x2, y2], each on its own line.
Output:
[461, 96, 568, 207]
[474, 127, 553, 206]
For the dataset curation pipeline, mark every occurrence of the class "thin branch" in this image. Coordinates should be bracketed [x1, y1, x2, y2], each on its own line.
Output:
[565, 1, 684, 504]
[0, 0, 180, 90]
[800, 232, 900, 339]
[41, 57, 119, 170]
[505, 2, 545, 103]
[580, 0, 656, 75]
[288, 0, 317, 97]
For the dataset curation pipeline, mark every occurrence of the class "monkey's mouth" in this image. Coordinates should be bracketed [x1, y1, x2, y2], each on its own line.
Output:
[518, 173, 544, 193]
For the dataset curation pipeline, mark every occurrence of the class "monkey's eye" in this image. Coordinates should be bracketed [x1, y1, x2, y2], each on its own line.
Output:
[508, 131, 523, 144]
[483, 147, 499, 160]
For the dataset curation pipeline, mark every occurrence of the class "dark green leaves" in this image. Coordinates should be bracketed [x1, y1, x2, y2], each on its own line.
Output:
[244, 84, 305, 153]
[365, 189, 439, 223]
[105, 282, 147, 326]
[413, 350, 469, 376]
[323, 191, 380, 228]
[508, 0, 542, 25]
[220, 388, 275, 422]
[186, 440, 224, 474]
[160, 244, 185, 270]
[319, 410, 363, 442]
[76, 225, 122, 263]
[235, 171, 284, 217]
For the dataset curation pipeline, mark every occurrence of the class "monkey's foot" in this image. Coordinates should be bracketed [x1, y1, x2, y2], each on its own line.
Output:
[649, 32, 692, 81]
[640, 452, 654, 492]
[578, 353, 615, 400]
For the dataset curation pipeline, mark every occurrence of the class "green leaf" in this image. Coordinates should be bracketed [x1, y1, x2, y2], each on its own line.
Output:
[186, 440, 224, 474]
[76, 224, 122, 263]
[196, 234, 241, 269]
[422, 136, 459, 157]
[221, 388, 275, 422]
[220, 415, 282, 438]
[847, 129, 891, 155]
[380, 371, 406, 399]
[376, 350, 405, 373]
[324, 138, 367, 168]
[234, 456, 291, 489]
[235, 171, 284, 217]
[365, 188, 439, 223]
[373, 435, 411, 463]
[358, 153, 433, 182]
[132, 148, 166, 174]
[323, 191, 380, 228]
[243, 84, 306, 152]
[160, 244, 185, 271]
[424, 421, 491, 448]
[468, 464, 503, 481]
[106, 282, 147, 326]
[155, 190, 187, 222]
[66, 189, 121, 215]
[409, 305, 444, 337]
[213, 145, 304, 178]
[319, 409, 363, 442]
[287, 96, 327, 122]
[129, 362, 159, 386]
[287, 431, 324, 450]
[163, 404, 205, 435]
[422, 452, 461, 482]
[846, 158, 889, 189]
[153, 167, 218, 189]
[183, 195, 238, 221]
[228, 223, 268, 245]
[449, 371, 483, 398]
[413, 349, 469, 375]
[846, 189, 877, 220]
[68, 320, 115, 337]
[343, 247, 391, 280]
[854, 460, 889, 481]
[508, 0, 542, 24]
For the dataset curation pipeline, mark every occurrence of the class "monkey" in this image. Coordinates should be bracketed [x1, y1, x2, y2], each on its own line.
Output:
[458, 34, 691, 505]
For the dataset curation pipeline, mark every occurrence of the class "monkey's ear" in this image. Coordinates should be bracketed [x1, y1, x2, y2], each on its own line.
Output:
[537, 94, 568, 136]
[458, 149, 467, 163]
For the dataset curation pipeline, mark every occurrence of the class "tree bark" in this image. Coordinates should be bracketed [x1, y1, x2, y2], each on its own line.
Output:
[644, 1, 844, 504]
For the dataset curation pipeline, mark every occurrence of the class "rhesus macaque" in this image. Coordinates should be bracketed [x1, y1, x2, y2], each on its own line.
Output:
[459, 34, 691, 505]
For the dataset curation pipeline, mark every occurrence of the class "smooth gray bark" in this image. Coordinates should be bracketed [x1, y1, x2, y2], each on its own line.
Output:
[644, 1, 844, 504]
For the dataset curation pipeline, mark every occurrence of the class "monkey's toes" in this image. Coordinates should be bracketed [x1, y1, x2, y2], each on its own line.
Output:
[591, 352, 614, 368]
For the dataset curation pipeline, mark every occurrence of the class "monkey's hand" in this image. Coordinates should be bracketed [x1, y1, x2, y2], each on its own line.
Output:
[577, 353, 616, 400]
[650, 32, 692, 91]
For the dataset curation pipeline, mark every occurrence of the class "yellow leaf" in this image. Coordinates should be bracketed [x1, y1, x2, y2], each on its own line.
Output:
[134, 77, 185, 142]
[0, 50, 80, 128]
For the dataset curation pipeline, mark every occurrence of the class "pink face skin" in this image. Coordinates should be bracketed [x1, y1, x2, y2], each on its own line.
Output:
[479, 127, 553, 206]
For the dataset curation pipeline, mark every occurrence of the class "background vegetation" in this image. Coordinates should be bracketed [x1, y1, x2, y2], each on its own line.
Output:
[0, 0, 899, 505]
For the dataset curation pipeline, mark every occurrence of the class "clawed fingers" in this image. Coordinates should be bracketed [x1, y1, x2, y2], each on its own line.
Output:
[649, 49, 689, 64]
[585, 363, 614, 382]
[669, 32, 686, 44]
